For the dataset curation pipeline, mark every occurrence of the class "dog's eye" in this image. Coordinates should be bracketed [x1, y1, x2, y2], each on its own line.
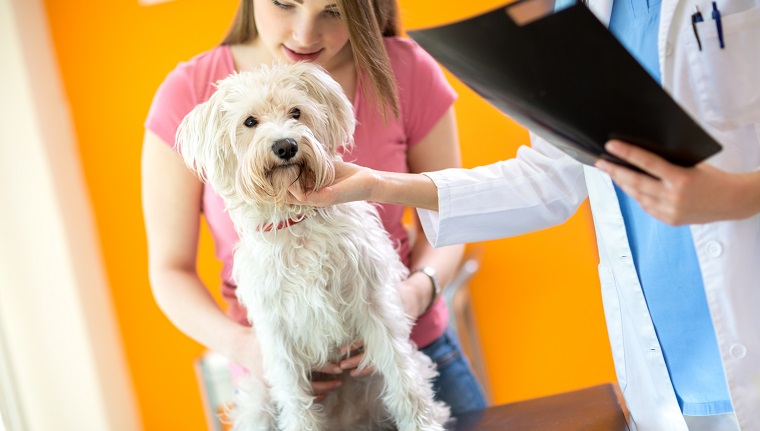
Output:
[290, 108, 300, 120]
[244, 116, 258, 128]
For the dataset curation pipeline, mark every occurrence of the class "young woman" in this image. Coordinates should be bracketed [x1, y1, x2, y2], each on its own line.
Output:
[142, 0, 487, 415]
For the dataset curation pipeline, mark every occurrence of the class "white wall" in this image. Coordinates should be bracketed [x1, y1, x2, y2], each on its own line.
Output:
[0, 0, 140, 429]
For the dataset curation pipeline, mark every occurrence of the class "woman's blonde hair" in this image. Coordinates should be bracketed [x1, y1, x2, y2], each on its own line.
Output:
[222, 0, 400, 119]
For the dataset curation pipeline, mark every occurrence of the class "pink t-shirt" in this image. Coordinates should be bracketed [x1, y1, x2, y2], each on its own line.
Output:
[145, 37, 456, 348]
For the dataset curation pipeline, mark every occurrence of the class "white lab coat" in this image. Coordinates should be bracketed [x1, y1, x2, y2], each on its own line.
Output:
[418, 1, 760, 430]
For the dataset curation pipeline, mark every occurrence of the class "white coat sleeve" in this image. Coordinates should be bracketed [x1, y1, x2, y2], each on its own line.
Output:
[417, 134, 588, 247]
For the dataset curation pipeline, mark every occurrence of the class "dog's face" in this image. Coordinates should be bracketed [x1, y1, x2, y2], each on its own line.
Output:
[177, 62, 355, 207]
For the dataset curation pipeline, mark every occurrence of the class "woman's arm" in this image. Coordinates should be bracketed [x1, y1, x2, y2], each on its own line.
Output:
[141, 130, 262, 374]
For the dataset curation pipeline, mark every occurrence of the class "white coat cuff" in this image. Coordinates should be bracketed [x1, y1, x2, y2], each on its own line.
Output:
[417, 171, 451, 247]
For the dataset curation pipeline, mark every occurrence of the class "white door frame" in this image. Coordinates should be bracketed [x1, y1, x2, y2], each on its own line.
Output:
[0, 0, 140, 429]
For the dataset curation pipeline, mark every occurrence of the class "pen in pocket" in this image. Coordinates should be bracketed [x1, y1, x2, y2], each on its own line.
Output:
[691, 5, 704, 51]
[711, 2, 725, 49]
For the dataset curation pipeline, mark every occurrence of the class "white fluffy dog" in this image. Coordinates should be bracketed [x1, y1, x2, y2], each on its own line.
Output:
[176, 62, 450, 431]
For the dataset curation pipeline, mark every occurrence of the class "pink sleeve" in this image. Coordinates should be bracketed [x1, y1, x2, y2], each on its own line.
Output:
[144, 66, 200, 148]
[391, 39, 457, 147]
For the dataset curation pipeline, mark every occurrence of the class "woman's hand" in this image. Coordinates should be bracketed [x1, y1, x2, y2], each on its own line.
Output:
[227, 325, 266, 380]
[230, 329, 373, 402]
[396, 273, 435, 319]
[310, 363, 344, 403]
[595, 140, 760, 225]
[310, 342, 374, 402]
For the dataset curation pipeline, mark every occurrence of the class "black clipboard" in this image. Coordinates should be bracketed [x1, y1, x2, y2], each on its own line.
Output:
[408, 0, 722, 168]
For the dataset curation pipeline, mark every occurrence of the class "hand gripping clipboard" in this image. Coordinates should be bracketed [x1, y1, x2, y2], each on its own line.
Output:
[408, 0, 722, 169]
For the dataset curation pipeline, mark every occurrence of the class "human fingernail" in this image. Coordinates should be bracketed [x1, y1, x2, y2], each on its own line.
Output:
[605, 141, 622, 153]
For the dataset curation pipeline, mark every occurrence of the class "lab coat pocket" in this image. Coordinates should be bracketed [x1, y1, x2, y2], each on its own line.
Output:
[685, 7, 760, 131]
[598, 264, 626, 392]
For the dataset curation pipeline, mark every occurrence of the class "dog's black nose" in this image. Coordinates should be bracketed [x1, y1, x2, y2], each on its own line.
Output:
[272, 138, 298, 161]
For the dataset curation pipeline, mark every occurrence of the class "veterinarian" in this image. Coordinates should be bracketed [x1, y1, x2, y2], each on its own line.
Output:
[142, 0, 487, 416]
[289, 0, 760, 429]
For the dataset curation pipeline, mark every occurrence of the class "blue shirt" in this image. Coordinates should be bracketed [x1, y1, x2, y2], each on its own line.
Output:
[607, 0, 732, 415]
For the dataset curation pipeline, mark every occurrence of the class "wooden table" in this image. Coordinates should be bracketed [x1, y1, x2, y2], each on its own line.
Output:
[448, 383, 630, 430]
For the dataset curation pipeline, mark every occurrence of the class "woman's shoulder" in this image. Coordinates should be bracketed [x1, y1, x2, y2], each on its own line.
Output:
[382, 36, 451, 93]
[145, 45, 235, 146]
[383, 37, 442, 78]
[379, 37, 456, 145]
[382, 36, 425, 62]
[163, 45, 235, 99]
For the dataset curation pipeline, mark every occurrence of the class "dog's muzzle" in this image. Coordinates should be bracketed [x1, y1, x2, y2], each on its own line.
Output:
[272, 138, 298, 161]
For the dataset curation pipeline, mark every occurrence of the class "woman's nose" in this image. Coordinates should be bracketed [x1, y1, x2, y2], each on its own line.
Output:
[292, 16, 320, 47]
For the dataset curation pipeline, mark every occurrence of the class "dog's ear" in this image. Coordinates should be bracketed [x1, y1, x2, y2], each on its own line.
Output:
[294, 63, 356, 154]
[175, 83, 235, 192]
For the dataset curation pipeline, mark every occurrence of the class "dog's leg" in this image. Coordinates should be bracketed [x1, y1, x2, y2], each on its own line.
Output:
[357, 303, 449, 431]
[261, 335, 326, 431]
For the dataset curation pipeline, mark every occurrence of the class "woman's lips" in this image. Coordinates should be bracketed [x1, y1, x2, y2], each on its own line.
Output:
[283, 46, 322, 62]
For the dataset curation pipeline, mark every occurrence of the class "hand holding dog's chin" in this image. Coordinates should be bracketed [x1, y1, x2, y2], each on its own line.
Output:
[287, 161, 378, 206]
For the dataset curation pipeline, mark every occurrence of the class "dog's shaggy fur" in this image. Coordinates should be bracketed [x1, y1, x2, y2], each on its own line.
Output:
[177, 62, 450, 431]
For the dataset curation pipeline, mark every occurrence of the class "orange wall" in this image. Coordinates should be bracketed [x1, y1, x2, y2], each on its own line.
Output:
[43, 0, 615, 429]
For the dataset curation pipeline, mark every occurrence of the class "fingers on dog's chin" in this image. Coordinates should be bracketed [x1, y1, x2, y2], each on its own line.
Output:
[289, 186, 320, 204]
[285, 190, 300, 203]
[286, 186, 305, 201]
